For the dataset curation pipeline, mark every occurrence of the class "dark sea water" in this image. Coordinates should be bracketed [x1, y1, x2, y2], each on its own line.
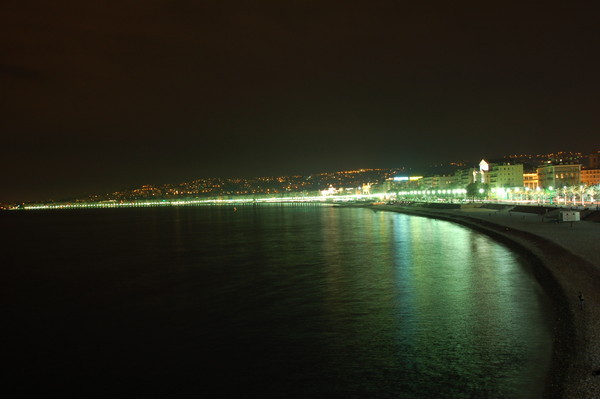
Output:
[0, 205, 554, 398]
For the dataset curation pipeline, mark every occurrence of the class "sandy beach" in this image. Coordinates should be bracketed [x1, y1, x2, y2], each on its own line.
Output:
[370, 204, 600, 399]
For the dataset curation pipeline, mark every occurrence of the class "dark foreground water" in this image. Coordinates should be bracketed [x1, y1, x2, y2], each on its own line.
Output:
[0, 205, 553, 398]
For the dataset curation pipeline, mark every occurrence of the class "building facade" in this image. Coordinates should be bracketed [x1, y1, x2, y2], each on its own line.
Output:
[453, 168, 475, 187]
[471, 160, 490, 184]
[523, 173, 538, 189]
[581, 169, 600, 186]
[489, 163, 524, 188]
[420, 175, 454, 189]
[452, 160, 490, 188]
[536, 164, 581, 188]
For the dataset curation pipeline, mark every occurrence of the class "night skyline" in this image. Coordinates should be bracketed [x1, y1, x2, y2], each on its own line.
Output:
[2, 1, 599, 202]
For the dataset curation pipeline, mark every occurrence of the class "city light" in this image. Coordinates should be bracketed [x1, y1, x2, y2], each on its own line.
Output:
[7, 152, 599, 210]
[14, 192, 392, 211]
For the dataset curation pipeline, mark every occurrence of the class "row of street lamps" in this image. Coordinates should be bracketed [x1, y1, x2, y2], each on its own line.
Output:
[395, 185, 598, 206]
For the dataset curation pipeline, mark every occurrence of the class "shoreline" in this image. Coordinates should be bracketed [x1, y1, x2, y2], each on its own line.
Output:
[368, 204, 600, 398]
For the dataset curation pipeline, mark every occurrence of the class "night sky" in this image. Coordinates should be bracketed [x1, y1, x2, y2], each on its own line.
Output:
[2, 1, 599, 202]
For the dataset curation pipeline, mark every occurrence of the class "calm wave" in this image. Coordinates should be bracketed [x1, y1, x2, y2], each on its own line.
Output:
[0, 205, 553, 397]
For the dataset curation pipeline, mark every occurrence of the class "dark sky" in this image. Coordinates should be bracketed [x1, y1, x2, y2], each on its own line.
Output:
[2, 1, 599, 202]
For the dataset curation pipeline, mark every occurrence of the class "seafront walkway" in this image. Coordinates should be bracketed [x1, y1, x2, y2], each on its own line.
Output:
[372, 204, 600, 399]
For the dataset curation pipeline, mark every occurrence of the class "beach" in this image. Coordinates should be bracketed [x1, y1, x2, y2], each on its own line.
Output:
[370, 204, 600, 399]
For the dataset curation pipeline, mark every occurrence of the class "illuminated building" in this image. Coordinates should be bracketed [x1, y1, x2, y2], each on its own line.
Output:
[452, 160, 491, 188]
[489, 163, 524, 189]
[419, 175, 454, 189]
[475, 160, 490, 184]
[536, 164, 581, 189]
[581, 169, 600, 186]
[523, 173, 538, 189]
[454, 168, 475, 187]
[384, 176, 424, 192]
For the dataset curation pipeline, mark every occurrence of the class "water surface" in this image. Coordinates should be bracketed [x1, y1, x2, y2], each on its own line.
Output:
[0, 205, 553, 397]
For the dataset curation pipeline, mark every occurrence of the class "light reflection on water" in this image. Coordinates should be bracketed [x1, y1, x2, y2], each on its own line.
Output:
[317, 207, 552, 398]
[1, 205, 553, 398]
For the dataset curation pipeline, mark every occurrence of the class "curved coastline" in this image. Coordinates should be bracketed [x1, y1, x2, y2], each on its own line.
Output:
[367, 204, 600, 399]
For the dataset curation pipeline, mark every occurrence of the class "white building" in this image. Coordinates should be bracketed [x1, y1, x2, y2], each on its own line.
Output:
[489, 163, 524, 188]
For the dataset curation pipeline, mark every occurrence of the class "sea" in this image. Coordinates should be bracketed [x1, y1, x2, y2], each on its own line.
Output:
[0, 204, 554, 398]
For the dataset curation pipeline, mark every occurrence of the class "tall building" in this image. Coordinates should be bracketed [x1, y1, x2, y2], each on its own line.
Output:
[581, 169, 600, 186]
[489, 163, 524, 188]
[420, 175, 454, 189]
[454, 168, 476, 187]
[536, 164, 581, 188]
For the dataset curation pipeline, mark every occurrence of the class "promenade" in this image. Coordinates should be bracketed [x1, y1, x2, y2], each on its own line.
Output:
[372, 204, 600, 399]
